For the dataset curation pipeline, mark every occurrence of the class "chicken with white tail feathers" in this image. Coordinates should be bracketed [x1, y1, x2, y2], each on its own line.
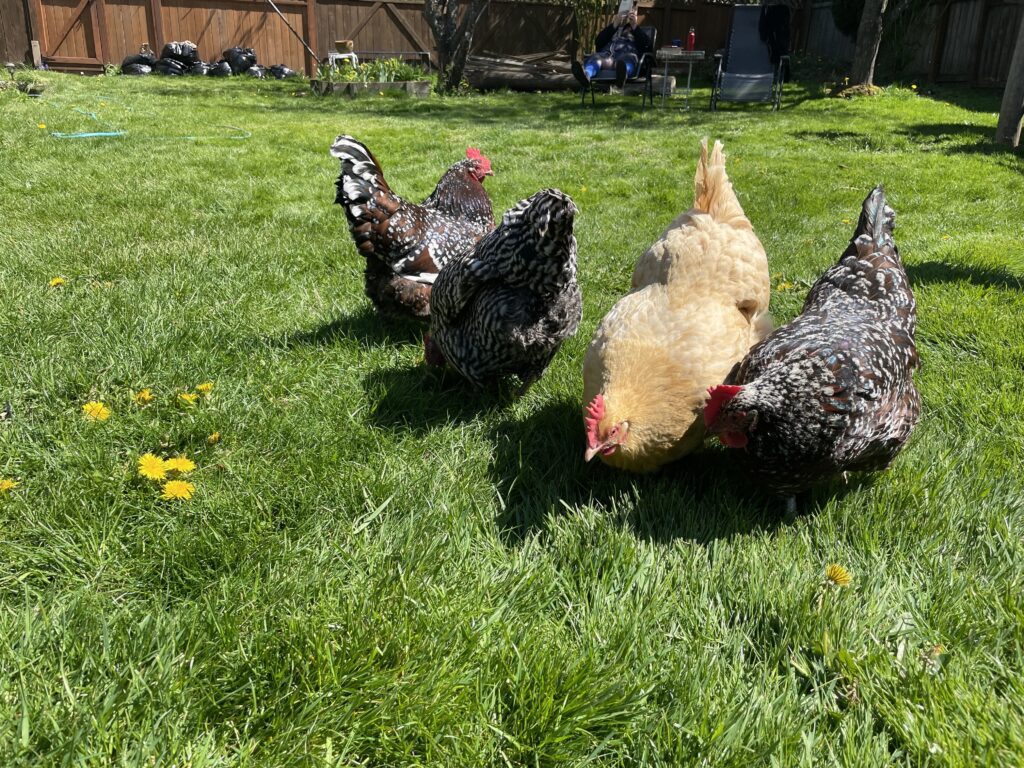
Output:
[582, 139, 773, 472]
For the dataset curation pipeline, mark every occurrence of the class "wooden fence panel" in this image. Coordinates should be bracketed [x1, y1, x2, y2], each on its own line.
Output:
[804, 0, 854, 62]
[155, 0, 308, 68]
[103, 0, 150, 58]
[1, 0, 32, 62]
[472, 1, 573, 55]
[938, 0, 983, 78]
[975, 0, 1024, 83]
[316, 0, 433, 59]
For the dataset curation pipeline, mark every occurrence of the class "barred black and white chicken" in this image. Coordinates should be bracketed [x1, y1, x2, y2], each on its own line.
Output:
[704, 186, 921, 496]
[424, 189, 582, 390]
[330, 136, 495, 318]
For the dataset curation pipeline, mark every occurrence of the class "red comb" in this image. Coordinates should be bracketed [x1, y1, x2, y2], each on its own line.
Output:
[466, 147, 482, 159]
[584, 393, 605, 447]
[704, 384, 742, 427]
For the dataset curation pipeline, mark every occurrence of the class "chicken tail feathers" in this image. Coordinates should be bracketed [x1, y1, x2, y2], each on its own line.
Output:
[693, 138, 747, 226]
[330, 135, 397, 211]
[845, 185, 899, 263]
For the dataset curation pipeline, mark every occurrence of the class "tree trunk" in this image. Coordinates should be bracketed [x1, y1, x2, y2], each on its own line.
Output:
[424, 0, 490, 93]
[851, 0, 888, 85]
[995, 14, 1024, 147]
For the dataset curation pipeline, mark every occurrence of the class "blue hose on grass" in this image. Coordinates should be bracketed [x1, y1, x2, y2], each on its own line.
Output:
[41, 98, 250, 141]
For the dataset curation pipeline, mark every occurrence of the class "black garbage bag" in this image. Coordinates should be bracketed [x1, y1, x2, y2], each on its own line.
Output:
[121, 63, 152, 76]
[269, 64, 297, 79]
[122, 52, 156, 69]
[189, 61, 211, 76]
[222, 47, 257, 75]
[161, 41, 200, 66]
[207, 61, 233, 77]
[246, 65, 266, 79]
[152, 58, 186, 76]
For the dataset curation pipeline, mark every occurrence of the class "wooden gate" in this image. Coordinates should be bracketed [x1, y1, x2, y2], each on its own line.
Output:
[26, 0, 114, 72]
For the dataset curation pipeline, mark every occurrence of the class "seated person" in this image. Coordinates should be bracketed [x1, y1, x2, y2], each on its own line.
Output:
[572, 9, 653, 88]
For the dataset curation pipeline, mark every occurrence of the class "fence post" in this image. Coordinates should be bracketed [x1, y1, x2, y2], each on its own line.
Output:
[304, 0, 318, 76]
[148, 0, 165, 49]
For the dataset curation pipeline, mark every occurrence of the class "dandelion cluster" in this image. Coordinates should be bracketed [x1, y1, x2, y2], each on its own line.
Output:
[0, 478, 19, 494]
[138, 452, 200, 501]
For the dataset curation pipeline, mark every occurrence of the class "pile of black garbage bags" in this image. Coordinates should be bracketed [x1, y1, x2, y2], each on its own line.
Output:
[121, 42, 298, 79]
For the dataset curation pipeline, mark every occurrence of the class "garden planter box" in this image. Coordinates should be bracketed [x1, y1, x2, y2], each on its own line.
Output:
[311, 80, 431, 98]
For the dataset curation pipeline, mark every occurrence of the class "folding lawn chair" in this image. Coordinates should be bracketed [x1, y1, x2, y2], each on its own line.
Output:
[710, 6, 786, 111]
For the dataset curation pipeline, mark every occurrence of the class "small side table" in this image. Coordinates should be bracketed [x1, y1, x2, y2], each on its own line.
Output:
[655, 48, 705, 109]
[327, 52, 360, 69]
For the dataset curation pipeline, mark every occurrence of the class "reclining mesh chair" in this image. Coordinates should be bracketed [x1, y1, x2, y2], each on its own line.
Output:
[580, 26, 658, 108]
[710, 6, 786, 111]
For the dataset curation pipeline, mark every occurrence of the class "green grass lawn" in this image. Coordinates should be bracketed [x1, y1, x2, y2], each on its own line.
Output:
[1, 71, 1023, 766]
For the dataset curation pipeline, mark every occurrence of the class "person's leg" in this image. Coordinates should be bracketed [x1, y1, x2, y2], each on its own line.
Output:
[584, 53, 612, 80]
[613, 53, 639, 86]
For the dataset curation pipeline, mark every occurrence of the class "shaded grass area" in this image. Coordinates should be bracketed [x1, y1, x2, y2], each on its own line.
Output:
[1, 74, 1023, 766]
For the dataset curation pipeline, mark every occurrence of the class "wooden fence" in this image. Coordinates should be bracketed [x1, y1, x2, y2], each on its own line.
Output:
[802, 0, 1024, 85]
[1, 0, 31, 63]
[4, 0, 1022, 84]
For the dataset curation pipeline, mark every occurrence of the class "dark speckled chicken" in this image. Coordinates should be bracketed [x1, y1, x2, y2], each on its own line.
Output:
[704, 186, 921, 495]
[330, 136, 495, 318]
[424, 189, 582, 390]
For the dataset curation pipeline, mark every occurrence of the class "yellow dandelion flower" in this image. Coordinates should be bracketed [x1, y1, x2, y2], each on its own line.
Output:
[196, 382, 214, 396]
[82, 401, 111, 421]
[910, 83, 917, 91]
[161, 479, 195, 501]
[133, 388, 154, 405]
[841, 218, 851, 225]
[0, 478, 19, 493]
[207, 432, 221, 444]
[825, 563, 853, 587]
[49, 276, 66, 288]
[776, 281, 794, 291]
[165, 456, 196, 474]
[138, 453, 168, 481]
[37, 123, 46, 130]
[942, 234, 951, 240]
[178, 392, 199, 406]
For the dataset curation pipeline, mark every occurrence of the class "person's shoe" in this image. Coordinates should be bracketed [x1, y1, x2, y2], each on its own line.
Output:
[614, 60, 628, 88]
[571, 60, 590, 89]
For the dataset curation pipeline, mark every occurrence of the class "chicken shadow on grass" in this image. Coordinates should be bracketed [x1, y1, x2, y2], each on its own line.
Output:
[907, 260, 1023, 290]
[487, 400, 830, 547]
[361, 363, 520, 433]
[282, 306, 424, 349]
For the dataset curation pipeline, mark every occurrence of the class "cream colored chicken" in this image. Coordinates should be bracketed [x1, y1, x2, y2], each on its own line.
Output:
[582, 139, 772, 472]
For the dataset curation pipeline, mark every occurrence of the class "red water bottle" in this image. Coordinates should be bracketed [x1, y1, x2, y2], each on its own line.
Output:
[686, 27, 696, 51]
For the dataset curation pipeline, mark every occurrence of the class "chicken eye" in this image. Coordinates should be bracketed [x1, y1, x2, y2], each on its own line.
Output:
[608, 426, 619, 438]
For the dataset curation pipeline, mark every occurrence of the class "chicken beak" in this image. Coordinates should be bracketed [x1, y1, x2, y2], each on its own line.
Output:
[584, 446, 600, 462]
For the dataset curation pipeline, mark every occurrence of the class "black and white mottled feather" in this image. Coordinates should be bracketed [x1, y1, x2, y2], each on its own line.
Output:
[330, 135, 494, 318]
[705, 186, 921, 494]
[426, 189, 583, 389]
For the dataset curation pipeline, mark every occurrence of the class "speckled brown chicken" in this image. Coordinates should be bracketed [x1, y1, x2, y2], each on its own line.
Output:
[705, 186, 921, 495]
[424, 189, 582, 390]
[330, 136, 495, 318]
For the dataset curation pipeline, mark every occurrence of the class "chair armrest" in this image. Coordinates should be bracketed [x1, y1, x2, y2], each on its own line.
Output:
[775, 55, 789, 78]
[639, 51, 654, 76]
